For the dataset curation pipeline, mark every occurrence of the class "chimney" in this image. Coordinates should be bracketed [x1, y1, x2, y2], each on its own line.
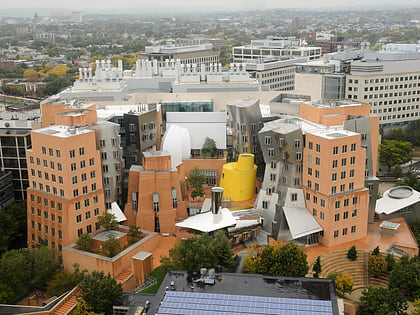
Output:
[211, 187, 224, 215]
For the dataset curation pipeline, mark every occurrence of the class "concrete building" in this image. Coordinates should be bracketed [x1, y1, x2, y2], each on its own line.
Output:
[232, 37, 322, 63]
[244, 56, 309, 91]
[138, 42, 219, 68]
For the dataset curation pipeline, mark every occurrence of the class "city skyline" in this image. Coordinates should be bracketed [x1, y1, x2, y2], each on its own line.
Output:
[2, 0, 420, 15]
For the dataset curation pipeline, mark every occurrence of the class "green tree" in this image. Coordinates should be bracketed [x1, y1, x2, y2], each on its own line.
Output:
[98, 213, 118, 230]
[76, 233, 93, 252]
[161, 231, 234, 271]
[379, 139, 412, 173]
[371, 246, 380, 256]
[127, 224, 142, 244]
[312, 256, 322, 278]
[202, 137, 218, 158]
[78, 270, 122, 315]
[368, 254, 387, 276]
[74, 296, 103, 315]
[347, 245, 358, 261]
[31, 246, 60, 290]
[412, 299, 420, 315]
[187, 167, 207, 200]
[389, 256, 420, 301]
[101, 235, 121, 257]
[244, 242, 309, 277]
[0, 201, 27, 250]
[358, 286, 408, 315]
[385, 253, 396, 272]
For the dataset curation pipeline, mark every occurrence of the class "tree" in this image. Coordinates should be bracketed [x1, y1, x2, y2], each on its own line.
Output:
[358, 286, 408, 315]
[128, 224, 142, 244]
[78, 270, 122, 315]
[73, 296, 102, 315]
[371, 246, 380, 256]
[389, 256, 420, 301]
[244, 242, 309, 277]
[76, 233, 93, 252]
[0, 201, 27, 250]
[101, 235, 121, 257]
[368, 254, 387, 276]
[412, 299, 420, 315]
[385, 253, 396, 272]
[347, 245, 358, 261]
[187, 167, 207, 200]
[334, 273, 354, 296]
[31, 246, 60, 290]
[202, 137, 218, 158]
[161, 231, 234, 271]
[312, 256, 322, 278]
[98, 212, 118, 230]
[379, 139, 412, 173]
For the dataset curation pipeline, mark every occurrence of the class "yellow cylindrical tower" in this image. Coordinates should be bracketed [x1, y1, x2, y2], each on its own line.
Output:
[220, 154, 257, 201]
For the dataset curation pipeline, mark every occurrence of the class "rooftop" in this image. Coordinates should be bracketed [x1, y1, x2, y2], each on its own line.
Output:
[307, 128, 359, 140]
[375, 186, 420, 215]
[35, 125, 93, 138]
[122, 272, 339, 315]
[304, 99, 363, 108]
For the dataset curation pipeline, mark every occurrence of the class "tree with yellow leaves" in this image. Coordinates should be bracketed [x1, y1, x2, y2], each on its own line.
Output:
[334, 273, 354, 296]
[47, 64, 71, 77]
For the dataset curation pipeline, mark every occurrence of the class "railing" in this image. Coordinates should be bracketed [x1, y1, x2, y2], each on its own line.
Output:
[134, 275, 157, 293]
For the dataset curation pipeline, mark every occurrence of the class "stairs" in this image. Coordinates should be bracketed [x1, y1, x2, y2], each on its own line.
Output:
[308, 249, 369, 291]
[53, 294, 77, 315]
[115, 269, 133, 284]
[134, 274, 157, 293]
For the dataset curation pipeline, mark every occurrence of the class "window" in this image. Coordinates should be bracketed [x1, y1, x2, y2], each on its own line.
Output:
[87, 225, 92, 233]
[334, 230, 339, 238]
[343, 228, 348, 236]
[320, 212, 324, 220]
[342, 145, 347, 153]
[270, 173, 276, 181]
[83, 186, 88, 194]
[321, 199, 325, 207]
[73, 189, 79, 197]
[77, 228, 83, 237]
[265, 136, 272, 145]
[72, 176, 78, 184]
[332, 160, 338, 168]
[351, 143, 356, 151]
[344, 211, 349, 219]
[314, 183, 319, 192]
[99, 139, 106, 147]
[306, 193, 310, 200]
[90, 171, 96, 178]
[268, 148, 274, 157]
[172, 189, 178, 208]
[344, 199, 349, 207]
[103, 165, 108, 172]
[315, 170, 320, 178]
[341, 171, 346, 179]
[86, 211, 91, 220]
[94, 208, 99, 216]
[352, 209, 357, 217]
[335, 201, 340, 209]
[70, 149, 75, 158]
[57, 163, 62, 171]
[42, 146, 46, 154]
[76, 215, 82, 223]
[84, 199, 90, 207]
[278, 138, 284, 147]
[331, 186, 337, 195]
[333, 146, 338, 155]
[350, 169, 355, 178]
[350, 156, 356, 165]
[92, 183, 97, 191]
[351, 225, 357, 233]
[71, 163, 76, 171]
[313, 208, 317, 216]
[80, 160, 86, 168]
[89, 158, 95, 166]
[341, 158, 347, 166]
[294, 139, 300, 148]
[270, 161, 276, 169]
[104, 177, 110, 185]
[75, 202, 81, 210]
[316, 144, 320, 152]
[349, 182, 354, 190]
[332, 173, 337, 181]
[153, 193, 159, 213]
[291, 193, 298, 201]
[58, 216, 62, 224]
[308, 168, 313, 176]
[295, 152, 302, 161]
[308, 142, 313, 150]
[59, 176, 63, 184]
[340, 184, 345, 192]
[315, 157, 320, 165]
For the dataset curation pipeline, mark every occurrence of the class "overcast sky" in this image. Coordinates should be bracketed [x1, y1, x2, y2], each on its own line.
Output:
[2, 0, 420, 11]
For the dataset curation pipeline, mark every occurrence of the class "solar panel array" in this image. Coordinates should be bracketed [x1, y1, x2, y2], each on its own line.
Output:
[156, 291, 334, 315]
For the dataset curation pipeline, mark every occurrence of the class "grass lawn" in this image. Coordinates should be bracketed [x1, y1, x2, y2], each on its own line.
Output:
[139, 265, 167, 294]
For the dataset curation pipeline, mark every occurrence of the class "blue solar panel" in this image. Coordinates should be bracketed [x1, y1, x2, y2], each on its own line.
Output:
[158, 291, 334, 315]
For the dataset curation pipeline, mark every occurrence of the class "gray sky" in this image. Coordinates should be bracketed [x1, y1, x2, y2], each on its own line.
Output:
[2, 0, 420, 11]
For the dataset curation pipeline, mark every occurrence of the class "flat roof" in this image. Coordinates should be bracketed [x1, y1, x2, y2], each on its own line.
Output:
[375, 186, 420, 215]
[122, 271, 339, 315]
[175, 208, 236, 233]
[34, 125, 93, 138]
[307, 128, 358, 140]
[350, 59, 420, 76]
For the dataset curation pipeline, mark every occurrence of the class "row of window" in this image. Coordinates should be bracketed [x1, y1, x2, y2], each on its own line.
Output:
[99, 137, 120, 147]
[312, 208, 357, 220]
[349, 75, 419, 84]
[31, 207, 62, 223]
[31, 235, 62, 251]
[361, 92, 420, 100]
[333, 226, 357, 238]
[31, 181, 98, 197]
[29, 156, 95, 170]
[30, 195, 63, 210]
[380, 112, 420, 121]
[306, 193, 358, 206]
